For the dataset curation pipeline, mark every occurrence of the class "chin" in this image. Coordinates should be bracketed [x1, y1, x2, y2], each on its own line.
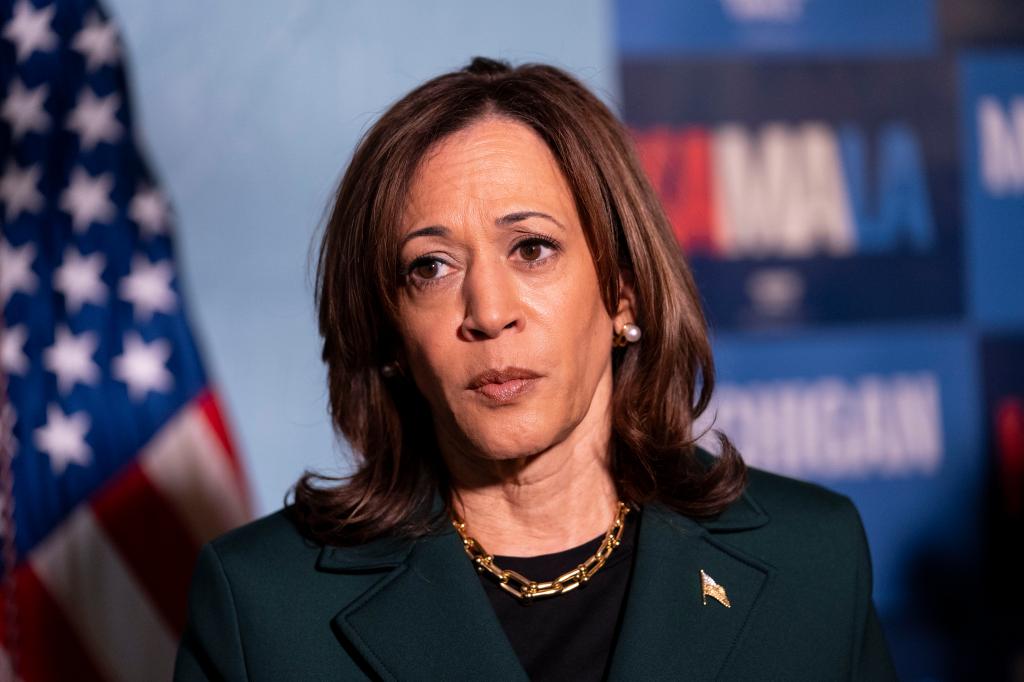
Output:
[458, 410, 575, 462]
[474, 440, 546, 462]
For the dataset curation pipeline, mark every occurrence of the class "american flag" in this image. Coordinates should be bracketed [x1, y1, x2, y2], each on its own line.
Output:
[0, 0, 252, 679]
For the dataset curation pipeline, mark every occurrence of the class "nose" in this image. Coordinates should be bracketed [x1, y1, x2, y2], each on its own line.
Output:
[460, 258, 523, 340]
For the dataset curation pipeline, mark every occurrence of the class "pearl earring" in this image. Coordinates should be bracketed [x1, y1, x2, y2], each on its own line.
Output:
[381, 361, 402, 378]
[613, 323, 642, 347]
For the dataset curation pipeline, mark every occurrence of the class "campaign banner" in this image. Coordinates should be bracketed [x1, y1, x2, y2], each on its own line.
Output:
[616, 0, 936, 57]
[615, 2, 1020, 674]
[959, 52, 1024, 328]
[695, 326, 982, 614]
[622, 58, 961, 329]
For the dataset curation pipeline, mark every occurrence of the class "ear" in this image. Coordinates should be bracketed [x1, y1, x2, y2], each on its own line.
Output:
[393, 339, 410, 372]
[383, 323, 410, 370]
[613, 269, 638, 328]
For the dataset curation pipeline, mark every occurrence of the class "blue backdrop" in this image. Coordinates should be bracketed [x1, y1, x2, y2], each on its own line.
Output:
[617, 1, 1024, 678]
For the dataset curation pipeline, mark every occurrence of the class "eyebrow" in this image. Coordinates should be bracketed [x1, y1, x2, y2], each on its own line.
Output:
[399, 225, 449, 249]
[496, 211, 566, 231]
[399, 211, 566, 249]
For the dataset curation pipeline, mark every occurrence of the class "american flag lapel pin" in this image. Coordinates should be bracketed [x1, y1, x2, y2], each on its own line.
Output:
[701, 569, 731, 608]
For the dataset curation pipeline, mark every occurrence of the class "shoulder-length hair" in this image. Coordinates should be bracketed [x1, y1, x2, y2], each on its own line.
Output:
[290, 56, 746, 545]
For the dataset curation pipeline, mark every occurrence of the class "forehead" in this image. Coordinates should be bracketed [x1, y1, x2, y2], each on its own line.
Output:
[401, 116, 576, 228]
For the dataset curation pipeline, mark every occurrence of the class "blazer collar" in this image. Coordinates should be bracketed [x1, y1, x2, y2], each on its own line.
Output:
[317, 475, 775, 681]
[316, 446, 769, 574]
[314, 484, 769, 573]
[696, 485, 770, 532]
[604, 502, 775, 680]
[691, 447, 770, 532]
[316, 534, 415, 573]
[324, 518, 529, 681]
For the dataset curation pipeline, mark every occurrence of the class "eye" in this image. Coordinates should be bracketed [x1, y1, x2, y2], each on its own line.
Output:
[403, 256, 452, 287]
[518, 242, 544, 261]
[513, 237, 559, 264]
[413, 260, 443, 279]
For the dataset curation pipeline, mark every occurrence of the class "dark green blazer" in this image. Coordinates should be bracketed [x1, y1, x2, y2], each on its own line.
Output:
[174, 463, 898, 681]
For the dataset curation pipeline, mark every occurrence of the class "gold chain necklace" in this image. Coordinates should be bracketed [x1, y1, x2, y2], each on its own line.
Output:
[450, 501, 631, 602]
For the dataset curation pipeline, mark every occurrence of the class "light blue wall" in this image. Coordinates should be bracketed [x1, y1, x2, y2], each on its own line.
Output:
[105, 0, 618, 514]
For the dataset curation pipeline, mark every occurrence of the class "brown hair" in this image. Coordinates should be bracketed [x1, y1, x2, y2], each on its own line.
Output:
[289, 57, 747, 545]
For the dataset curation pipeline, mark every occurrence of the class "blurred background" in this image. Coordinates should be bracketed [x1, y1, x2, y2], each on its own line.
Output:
[2, 0, 1023, 680]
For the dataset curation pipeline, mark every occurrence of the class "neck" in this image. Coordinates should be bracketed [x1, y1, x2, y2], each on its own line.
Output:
[443, 372, 619, 557]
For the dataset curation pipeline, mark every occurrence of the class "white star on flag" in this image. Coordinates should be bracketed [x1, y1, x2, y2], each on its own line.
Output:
[0, 160, 44, 221]
[71, 11, 119, 71]
[54, 246, 108, 314]
[44, 326, 101, 395]
[2, 78, 50, 138]
[129, 185, 170, 237]
[66, 88, 123, 150]
[33, 403, 92, 474]
[1, 323, 30, 376]
[119, 254, 177, 321]
[113, 332, 173, 401]
[2, 0, 58, 62]
[59, 166, 116, 232]
[0, 238, 38, 303]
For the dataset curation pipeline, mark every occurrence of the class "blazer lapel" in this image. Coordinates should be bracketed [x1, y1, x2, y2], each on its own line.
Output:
[325, 524, 529, 682]
[606, 501, 775, 681]
[319, 478, 774, 682]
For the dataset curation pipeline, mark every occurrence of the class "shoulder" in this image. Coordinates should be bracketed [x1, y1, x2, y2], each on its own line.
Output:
[687, 446, 871, 574]
[744, 464, 863, 532]
[693, 446, 867, 539]
[694, 443, 863, 533]
[675, 461, 894, 677]
[199, 507, 322, 580]
[182, 507, 393, 646]
[203, 505, 421, 573]
[178, 513, 404, 678]
[696, 458, 873, 582]
[193, 506, 414, 601]
[192, 508, 344, 603]
[207, 506, 315, 558]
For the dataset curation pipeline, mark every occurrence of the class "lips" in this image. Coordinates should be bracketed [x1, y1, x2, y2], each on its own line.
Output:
[467, 367, 542, 404]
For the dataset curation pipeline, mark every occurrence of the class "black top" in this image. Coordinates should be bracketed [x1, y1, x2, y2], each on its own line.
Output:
[477, 508, 641, 682]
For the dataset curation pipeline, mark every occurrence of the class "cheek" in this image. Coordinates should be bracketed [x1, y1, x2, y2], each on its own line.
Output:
[398, 314, 464, 410]
[534, 265, 613, 386]
[572, 298, 614, 386]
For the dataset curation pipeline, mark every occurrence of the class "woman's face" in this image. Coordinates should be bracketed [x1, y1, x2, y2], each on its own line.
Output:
[395, 115, 632, 464]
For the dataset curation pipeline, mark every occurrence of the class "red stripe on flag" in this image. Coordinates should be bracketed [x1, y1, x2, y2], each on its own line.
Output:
[90, 459, 199, 635]
[10, 564, 105, 682]
[196, 388, 252, 511]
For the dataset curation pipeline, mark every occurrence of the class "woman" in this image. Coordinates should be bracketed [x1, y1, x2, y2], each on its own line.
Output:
[174, 57, 897, 681]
